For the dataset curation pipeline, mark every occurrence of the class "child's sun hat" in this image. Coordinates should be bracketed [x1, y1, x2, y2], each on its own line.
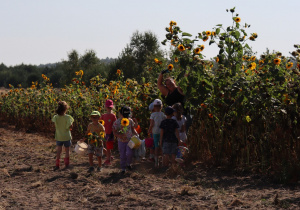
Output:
[90, 111, 101, 116]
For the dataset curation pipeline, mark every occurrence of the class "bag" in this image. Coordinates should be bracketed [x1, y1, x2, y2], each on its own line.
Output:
[128, 135, 141, 149]
[74, 141, 88, 156]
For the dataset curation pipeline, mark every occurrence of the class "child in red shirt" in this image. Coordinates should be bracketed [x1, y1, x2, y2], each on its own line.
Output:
[100, 99, 117, 165]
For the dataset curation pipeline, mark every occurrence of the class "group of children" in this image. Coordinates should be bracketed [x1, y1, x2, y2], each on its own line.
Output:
[52, 98, 187, 174]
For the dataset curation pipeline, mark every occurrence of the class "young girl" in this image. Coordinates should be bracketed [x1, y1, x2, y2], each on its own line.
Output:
[100, 99, 117, 165]
[52, 101, 74, 170]
[148, 99, 166, 167]
[86, 111, 105, 173]
[172, 103, 187, 145]
[112, 106, 138, 174]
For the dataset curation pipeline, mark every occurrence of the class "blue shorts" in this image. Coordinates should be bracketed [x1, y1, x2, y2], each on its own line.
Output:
[56, 140, 71, 147]
[163, 142, 178, 154]
[153, 134, 160, 148]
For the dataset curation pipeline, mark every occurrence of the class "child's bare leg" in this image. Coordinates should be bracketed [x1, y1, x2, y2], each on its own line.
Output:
[97, 156, 102, 167]
[163, 154, 169, 167]
[171, 154, 176, 165]
[56, 146, 62, 159]
[64, 147, 70, 158]
[88, 153, 94, 166]
[106, 149, 111, 161]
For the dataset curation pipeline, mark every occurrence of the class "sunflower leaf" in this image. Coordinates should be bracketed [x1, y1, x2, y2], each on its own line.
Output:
[216, 24, 222, 27]
[216, 28, 220, 35]
[182, 32, 192, 37]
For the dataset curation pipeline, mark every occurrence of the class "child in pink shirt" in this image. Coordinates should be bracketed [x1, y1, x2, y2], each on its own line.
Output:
[100, 99, 117, 165]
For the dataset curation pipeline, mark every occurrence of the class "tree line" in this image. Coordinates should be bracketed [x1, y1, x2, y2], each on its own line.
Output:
[0, 31, 164, 88]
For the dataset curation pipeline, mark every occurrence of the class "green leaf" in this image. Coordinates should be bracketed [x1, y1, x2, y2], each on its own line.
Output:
[216, 28, 220, 35]
[216, 24, 223, 27]
[209, 40, 215, 45]
[182, 32, 192, 37]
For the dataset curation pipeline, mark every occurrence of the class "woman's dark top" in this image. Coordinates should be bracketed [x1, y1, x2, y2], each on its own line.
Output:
[165, 88, 185, 107]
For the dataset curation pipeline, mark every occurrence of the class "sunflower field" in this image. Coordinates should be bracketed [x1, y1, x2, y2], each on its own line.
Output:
[1, 7, 300, 182]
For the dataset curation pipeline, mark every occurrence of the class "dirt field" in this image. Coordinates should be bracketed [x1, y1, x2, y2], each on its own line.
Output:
[0, 122, 299, 209]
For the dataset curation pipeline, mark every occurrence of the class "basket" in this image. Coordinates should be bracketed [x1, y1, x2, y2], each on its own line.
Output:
[74, 141, 88, 156]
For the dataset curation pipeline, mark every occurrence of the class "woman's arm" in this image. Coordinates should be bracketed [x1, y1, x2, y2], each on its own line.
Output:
[157, 73, 169, 96]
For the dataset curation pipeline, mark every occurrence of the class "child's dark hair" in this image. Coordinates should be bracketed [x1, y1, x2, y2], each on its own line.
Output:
[56, 101, 69, 115]
[172, 102, 183, 120]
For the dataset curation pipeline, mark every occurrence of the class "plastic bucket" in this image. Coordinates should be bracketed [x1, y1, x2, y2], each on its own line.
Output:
[145, 137, 154, 148]
[74, 141, 88, 156]
[128, 136, 141, 149]
[175, 146, 189, 163]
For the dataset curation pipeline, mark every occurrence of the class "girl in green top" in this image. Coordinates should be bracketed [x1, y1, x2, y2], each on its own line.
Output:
[52, 101, 74, 170]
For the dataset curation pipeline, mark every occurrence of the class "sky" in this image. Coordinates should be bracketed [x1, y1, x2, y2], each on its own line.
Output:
[0, 0, 299, 66]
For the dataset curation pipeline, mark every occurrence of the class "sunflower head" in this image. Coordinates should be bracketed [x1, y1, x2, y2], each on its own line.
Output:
[208, 113, 213, 118]
[99, 120, 105, 126]
[178, 44, 185, 52]
[154, 58, 159, 64]
[121, 118, 130, 127]
[117, 69, 121, 75]
[235, 17, 241, 23]
[274, 58, 281, 65]
[216, 57, 219, 63]
[203, 36, 208, 42]
[212, 31, 216, 36]
[168, 64, 174, 71]
[286, 62, 293, 69]
[174, 57, 179, 63]
[206, 31, 211, 36]
[194, 48, 201, 54]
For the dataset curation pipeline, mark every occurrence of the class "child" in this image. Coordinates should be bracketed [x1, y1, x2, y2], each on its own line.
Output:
[147, 102, 155, 162]
[159, 106, 181, 167]
[100, 99, 117, 165]
[148, 99, 166, 167]
[172, 103, 187, 146]
[52, 101, 74, 170]
[86, 111, 105, 173]
[112, 106, 138, 174]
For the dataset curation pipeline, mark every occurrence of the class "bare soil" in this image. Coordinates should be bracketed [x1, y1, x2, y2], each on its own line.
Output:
[0, 123, 299, 209]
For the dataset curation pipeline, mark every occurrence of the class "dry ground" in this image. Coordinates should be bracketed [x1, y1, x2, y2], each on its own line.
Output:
[0, 122, 299, 209]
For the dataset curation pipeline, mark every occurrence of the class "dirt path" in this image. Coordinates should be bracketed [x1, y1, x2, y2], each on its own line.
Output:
[0, 123, 299, 209]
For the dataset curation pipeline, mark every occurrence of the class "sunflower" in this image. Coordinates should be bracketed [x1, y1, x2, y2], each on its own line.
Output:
[242, 55, 247, 61]
[212, 31, 216, 36]
[168, 64, 174, 71]
[250, 56, 256, 61]
[250, 36, 255, 41]
[117, 69, 121, 75]
[206, 31, 211, 36]
[194, 48, 201, 54]
[286, 62, 293, 69]
[121, 118, 130, 127]
[100, 132, 105, 138]
[169, 20, 176, 26]
[200, 103, 207, 108]
[259, 60, 264, 65]
[203, 36, 208, 42]
[174, 57, 179, 63]
[249, 62, 256, 70]
[178, 44, 185, 52]
[99, 120, 105, 126]
[199, 45, 205, 51]
[208, 113, 213, 118]
[216, 57, 219, 63]
[274, 58, 281, 65]
[154, 58, 159, 63]
[235, 17, 241, 23]
[87, 133, 92, 136]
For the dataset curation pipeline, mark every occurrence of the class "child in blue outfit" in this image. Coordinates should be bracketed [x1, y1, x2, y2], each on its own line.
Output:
[159, 106, 180, 167]
[148, 99, 166, 167]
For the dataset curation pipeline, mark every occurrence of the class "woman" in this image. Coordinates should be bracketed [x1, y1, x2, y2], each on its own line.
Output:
[157, 70, 185, 107]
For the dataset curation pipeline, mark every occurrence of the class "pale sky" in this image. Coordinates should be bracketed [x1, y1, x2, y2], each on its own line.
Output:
[0, 0, 299, 66]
